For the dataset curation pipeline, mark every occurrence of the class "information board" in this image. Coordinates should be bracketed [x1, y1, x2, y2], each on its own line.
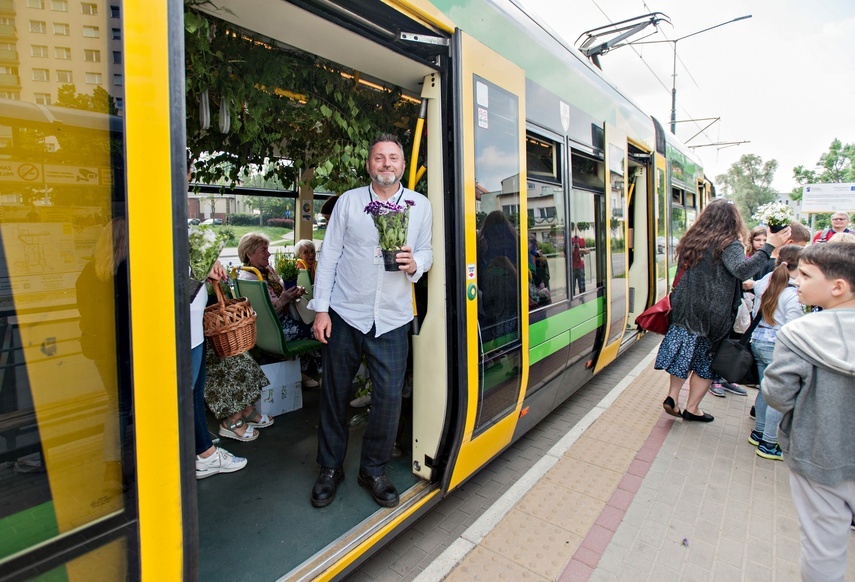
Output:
[801, 183, 855, 213]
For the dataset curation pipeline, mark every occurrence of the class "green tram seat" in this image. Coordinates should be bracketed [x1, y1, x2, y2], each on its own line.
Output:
[232, 266, 321, 360]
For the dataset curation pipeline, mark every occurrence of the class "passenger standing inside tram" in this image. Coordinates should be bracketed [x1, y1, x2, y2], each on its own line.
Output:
[193, 261, 248, 479]
[308, 134, 432, 508]
[657, 198, 791, 422]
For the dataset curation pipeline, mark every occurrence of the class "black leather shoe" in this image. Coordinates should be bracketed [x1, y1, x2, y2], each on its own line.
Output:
[681, 409, 714, 422]
[358, 471, 399, 508]
[311, 467, 343, 508]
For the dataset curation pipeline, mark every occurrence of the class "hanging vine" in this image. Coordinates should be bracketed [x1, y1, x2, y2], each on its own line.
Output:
[184, 4, 419, 193]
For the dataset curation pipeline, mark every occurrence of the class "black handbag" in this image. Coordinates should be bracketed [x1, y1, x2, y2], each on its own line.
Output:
[710, 311, 763, 384]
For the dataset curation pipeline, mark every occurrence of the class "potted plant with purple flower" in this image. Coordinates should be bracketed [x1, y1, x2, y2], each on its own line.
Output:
[364, 198, 415, 271]
[752, 201, 795, 233]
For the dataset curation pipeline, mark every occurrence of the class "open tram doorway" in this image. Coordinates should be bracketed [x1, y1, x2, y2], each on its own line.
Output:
[622, 144, 652, 349]
[183, 1, 449, 578]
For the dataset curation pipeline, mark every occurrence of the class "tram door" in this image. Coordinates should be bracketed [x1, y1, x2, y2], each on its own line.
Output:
[447, 31, 528, 490]
[0, 77, 135, 580]
[594, 123, 629, 372]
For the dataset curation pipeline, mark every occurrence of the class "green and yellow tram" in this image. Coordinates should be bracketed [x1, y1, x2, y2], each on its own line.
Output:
[0, 0, 711, 579]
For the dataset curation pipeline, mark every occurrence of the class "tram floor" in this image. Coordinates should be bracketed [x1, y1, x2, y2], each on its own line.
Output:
[197, 385, 418, 581]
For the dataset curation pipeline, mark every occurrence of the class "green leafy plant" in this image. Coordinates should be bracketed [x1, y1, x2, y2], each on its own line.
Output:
[273, 250, 299, 282]
[184, 6, 420, 194]
[364, 199, 413, 250]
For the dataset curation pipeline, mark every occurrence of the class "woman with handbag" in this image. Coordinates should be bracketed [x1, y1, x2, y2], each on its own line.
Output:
[656, 199, 791, 422]
[748, 245, 804, 461]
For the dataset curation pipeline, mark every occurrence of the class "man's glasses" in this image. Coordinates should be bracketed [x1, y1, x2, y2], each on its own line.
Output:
[832, 217, 847, 221]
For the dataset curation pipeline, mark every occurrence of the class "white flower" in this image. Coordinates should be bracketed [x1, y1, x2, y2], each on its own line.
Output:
[752, 202, 794, 227]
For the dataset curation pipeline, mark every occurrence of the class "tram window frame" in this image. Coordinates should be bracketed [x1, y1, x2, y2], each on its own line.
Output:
[526, 134, 560, 184]
[472, 75, 524, 434]
[670, 187, 689, 261]
[525, 131, 568, 312]
[568, 149, 604, 300]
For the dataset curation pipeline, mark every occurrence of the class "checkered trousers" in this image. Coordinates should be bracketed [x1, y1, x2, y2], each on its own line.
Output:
[316, 309, 409, 475]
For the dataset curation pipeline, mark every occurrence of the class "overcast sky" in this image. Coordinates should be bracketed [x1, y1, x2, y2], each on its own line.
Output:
[522, 0, 855, 193]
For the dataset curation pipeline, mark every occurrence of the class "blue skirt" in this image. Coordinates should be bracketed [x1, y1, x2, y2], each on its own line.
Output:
[654, 324, 714, 380]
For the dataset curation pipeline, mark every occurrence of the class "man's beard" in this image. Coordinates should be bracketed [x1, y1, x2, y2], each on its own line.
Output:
[371, 171, 401, 187]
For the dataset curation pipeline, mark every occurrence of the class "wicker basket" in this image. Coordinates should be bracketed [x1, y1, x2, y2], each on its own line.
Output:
[203, 282, 257, 358]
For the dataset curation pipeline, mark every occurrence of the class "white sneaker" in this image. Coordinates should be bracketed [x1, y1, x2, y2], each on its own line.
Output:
[350, 394, 371, 408]
[196, 447, 247, 480]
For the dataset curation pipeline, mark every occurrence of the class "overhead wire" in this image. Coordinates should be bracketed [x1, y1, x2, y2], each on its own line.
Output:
[587, 0, 719, 147]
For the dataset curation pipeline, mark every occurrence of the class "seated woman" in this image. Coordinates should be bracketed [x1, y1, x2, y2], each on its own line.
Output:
[294, 239, 317, 283]
[237, 232, 320, 388]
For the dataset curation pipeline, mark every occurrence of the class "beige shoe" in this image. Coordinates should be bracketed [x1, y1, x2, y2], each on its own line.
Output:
[302, 373, 319, 388]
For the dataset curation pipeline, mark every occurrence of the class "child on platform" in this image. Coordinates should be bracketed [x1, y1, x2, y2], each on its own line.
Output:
[762, 243, 855, 581]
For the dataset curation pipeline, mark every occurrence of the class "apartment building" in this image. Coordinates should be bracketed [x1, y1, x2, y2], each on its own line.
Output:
[0, 0, 123, 113]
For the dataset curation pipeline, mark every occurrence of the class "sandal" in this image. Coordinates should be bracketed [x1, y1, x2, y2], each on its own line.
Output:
[218, 419, 259, 442]
[244, 410, 274, 429]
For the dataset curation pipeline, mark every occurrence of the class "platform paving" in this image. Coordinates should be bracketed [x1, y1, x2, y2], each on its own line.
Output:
[352, 334, 855, 581]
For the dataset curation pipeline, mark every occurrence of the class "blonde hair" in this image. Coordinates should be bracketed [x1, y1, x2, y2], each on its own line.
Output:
[237, 232, 271, 264]
[827, 232, 855, 245]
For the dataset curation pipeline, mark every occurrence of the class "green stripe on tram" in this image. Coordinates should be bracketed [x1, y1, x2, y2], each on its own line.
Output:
[529, 297, 604, 365]
[0, 501, 61, 560]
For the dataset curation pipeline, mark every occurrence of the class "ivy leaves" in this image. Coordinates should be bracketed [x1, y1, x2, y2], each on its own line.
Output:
[184, 6, 418, 195]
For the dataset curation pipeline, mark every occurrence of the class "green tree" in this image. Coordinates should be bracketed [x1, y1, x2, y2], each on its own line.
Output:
[715, 154, 778, 224]
[791, 139, 855, 200]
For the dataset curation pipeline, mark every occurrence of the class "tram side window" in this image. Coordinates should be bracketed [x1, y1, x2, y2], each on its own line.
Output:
[569, 151, 603, 298]
[473, 76, 523, 431]
[0, 0, 132, 573]
[655, 167, 668, 297]
[670, 188, 687, 262]
[525, 135, 566, 309]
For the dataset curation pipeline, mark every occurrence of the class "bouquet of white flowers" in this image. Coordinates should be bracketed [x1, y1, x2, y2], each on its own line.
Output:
[752, 201, 794, 232]
[189, 224, 227, 287]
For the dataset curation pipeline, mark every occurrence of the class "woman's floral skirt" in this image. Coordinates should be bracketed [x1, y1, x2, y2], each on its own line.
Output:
[654, 324, 714, 380]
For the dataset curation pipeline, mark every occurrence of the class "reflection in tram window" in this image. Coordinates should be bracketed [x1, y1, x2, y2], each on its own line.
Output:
[0, 0, 130, 571]
[570, 151, 604, 298]
[473, 75, 522, 432]
[525, 135, 566, 309]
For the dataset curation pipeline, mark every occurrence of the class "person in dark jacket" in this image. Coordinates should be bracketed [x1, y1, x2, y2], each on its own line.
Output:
[656, 198, 791, 422]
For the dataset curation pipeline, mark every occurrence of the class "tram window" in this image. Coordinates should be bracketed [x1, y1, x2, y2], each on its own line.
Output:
[569, 151, 603, 298]
[569, 190, 599, 298]
[526, 135, 559, 183]
[671, 205, 687, 261]
[527, 181, 567, 309]
[655, 167, 668, 296]
[0, 1, 133, 573]
[672, 188, 683, 206]
[685, 191, 695, 209]
[571, 153, 605, 191]
[473, 75, 523, 432]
